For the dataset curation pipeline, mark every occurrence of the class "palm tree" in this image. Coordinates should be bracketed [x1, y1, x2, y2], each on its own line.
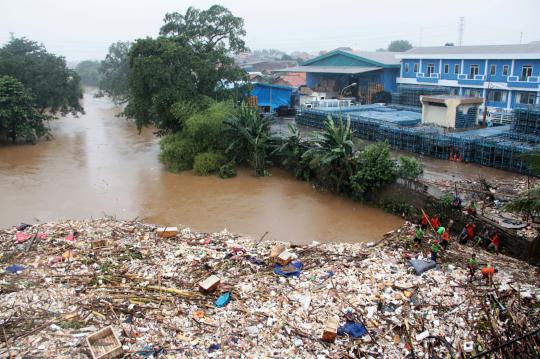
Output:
[224, 103, 271, 176]
[302, 115, 356, 193]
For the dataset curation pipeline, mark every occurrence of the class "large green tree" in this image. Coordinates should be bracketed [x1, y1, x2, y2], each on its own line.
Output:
[0, 37, 83, 116]
[387, 40, 413, 52]
[99, 41, 130, 104]
[0, 75, 48, 143]
[125, 5, 248, 134]
[75, 60, 101, 87]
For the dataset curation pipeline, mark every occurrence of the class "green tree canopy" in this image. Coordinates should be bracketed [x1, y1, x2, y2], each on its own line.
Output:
[124, 5, 248, 134]
[0, 75, 48, 143]
[99, 41, 130, 104]
[75, 60, 101, 87]
[0, 37, 83, 116]
[387, 40, 413, 52]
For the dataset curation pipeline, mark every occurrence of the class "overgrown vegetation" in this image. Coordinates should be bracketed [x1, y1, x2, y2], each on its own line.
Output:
[0, 37, 83, 143]
[0, 75, 49, 143]
[159, 101, 234, 173]
[123, 5, 247, 134]
[75, 60, 101, 87]
[224, 104, 272, 176]
[0, 38, 83, 117]
[193, 152, 226, 176]
[98, 41, 131, 104]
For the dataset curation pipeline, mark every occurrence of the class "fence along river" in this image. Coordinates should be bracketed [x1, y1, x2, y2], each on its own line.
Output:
[0, 89, 403, 244]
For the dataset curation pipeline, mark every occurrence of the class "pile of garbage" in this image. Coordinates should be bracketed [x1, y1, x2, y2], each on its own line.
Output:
[1, 219, 539, 358]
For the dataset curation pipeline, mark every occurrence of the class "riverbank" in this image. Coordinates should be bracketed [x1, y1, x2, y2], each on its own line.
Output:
[1, 219, 538, 358]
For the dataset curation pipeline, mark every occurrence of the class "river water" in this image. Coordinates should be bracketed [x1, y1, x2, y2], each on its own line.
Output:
[0, 89, 403, 244]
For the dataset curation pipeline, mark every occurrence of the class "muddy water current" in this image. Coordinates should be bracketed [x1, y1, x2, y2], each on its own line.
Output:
[0, 89, 405, 244]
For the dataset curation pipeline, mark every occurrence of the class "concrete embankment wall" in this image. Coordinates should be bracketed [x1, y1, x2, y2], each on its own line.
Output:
[372, 181, 538, 265]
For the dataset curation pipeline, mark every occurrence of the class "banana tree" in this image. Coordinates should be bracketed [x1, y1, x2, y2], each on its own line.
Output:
[224, 103, 271, 176]
[302, 115, 356, 193]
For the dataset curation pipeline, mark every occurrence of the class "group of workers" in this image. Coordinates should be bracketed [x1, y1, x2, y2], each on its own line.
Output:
[415, 212, 500, 285]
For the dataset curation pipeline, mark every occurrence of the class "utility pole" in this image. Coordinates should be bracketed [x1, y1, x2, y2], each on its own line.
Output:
[520, 32, 523, 44]
[458, 17, 465, 46]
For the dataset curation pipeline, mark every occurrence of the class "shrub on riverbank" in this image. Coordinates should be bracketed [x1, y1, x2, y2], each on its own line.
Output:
[159, 102, 234, 173]
[159, 134, 197, 172]
[193, 152, 227, 176]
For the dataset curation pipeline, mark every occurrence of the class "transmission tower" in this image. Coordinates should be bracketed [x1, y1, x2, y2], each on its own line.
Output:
[458, 17, 464, 46]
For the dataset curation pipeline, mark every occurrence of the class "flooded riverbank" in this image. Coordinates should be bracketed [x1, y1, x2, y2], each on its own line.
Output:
[0, 89, 403, 244]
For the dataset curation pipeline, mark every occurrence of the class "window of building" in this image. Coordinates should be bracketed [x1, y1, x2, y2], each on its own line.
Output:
[413, 63, 418, 73]
[490, 64, 496, 76]
[444, 64, 449, 74]
[404, 63, 409, 73]
[502, 65, 509, 76]
[516, 92, 536, 105]
[454, 64, 459, 74]
[487, 90, 507, 103]
[426, 63, 435, 77]
[469, 64, 479, 79]
[465, 89, 482, 97]
[521, 65, 533, 81]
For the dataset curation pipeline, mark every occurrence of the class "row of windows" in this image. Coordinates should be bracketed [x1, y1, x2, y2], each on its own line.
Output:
[461, 89, 537, 105]
[404, 63, 533, 80]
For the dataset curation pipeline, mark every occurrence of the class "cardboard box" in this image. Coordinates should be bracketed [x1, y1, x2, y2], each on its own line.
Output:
[322, 316, 339, 343]
[276, 251, 293, 266]
[156, 226, 178, 238]
[199, 275, 220, 294]
[270, 244, 286, 259]
[86, 326, 123, 359]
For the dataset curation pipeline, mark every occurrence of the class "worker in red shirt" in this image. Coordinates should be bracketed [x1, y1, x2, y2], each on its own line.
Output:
[465, 222, 476, 242]
[430, 215, 441, 232]
[488, 231, 500, 253]
[421, 213, 429, 231]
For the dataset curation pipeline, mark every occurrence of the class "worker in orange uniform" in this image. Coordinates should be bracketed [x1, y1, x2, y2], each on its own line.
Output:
[481, 263, 496, 285]
[440, 228, 450, 250]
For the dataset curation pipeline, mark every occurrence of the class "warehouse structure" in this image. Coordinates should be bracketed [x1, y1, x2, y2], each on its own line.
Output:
[274, 49, 401, 105]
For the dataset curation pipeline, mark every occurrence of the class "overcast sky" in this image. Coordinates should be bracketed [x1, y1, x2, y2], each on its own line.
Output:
[1, 0, 539, 62]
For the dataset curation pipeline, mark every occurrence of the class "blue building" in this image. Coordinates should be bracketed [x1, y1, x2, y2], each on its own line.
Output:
[396, 42, 540, 111]
[276, 49, 400, 103]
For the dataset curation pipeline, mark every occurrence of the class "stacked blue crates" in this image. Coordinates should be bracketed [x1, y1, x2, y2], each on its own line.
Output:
[513, 106, 540, 134]
[454, 106, 479, 129]
[295, 105, 539, 174]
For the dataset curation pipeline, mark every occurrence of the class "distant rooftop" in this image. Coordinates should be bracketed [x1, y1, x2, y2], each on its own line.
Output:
[340, 49, 401, 66]
[397, 41, 540, 59]
[302, 49, 401, 67]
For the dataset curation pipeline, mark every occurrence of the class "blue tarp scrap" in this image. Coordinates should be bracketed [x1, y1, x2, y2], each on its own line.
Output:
[214, 292, 232, 308]
[337, 321, 367, 338]
[274, 261, 303, 277]
[208, 343, 221, 352]
[5, 264, 25, 273]
[408, 259, 437, 275]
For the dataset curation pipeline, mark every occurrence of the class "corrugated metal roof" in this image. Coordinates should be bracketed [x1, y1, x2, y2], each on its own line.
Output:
[399, 41, 540, 57]
[272, 66, 381, 74]
[341, 50, 401, 65]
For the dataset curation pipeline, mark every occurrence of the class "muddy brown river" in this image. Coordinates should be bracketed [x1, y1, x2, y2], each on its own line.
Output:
[0, 89, 404, 244]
